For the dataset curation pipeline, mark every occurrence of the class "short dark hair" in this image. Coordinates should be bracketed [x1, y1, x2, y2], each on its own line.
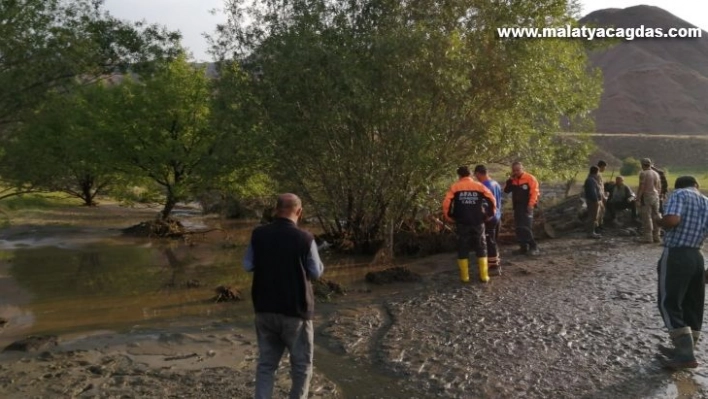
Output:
[590, 166, 599, 174]
[675, 176, 699, 189]
[597, 160, 607, 167]
[473, 164, 487, 174]
[457, 166, 471, 177]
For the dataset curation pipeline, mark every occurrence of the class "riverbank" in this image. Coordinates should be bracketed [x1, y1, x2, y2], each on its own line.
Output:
[0, 321, 341, 399]
[1, 203, 707, 398]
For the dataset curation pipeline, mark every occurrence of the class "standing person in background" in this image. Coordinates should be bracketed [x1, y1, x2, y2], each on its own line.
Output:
[595, 160, 608, 231]
[584, 166, 603, 239]
[503, 161, 541, 256]
[443, 166, 497, 283]
[243, 193, 325, 399]
[474, 164, 503, 276]
[654, 176, 708, 370]
[637, 158, 662, 244]
[651, 164, 669, 213]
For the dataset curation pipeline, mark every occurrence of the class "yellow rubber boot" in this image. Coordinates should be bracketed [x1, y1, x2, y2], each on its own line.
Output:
[478, 257, 490, 283]
[457, 259, 469, 283]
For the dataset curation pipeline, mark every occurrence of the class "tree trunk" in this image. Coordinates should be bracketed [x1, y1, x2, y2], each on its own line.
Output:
[161, 192, 177, 220]
[386, 218, 394, 258]
[79, 175, 97, 206]
[563, 173, 577, 198]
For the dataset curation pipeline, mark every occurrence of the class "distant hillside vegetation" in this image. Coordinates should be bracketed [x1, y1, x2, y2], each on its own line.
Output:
[580, 6, 708, 134]
[591, 134, 708, 169]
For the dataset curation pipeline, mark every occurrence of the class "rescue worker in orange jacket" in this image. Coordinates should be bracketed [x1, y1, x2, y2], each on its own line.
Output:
[503, 161, 540, 256]
[443, 166, 497, 283]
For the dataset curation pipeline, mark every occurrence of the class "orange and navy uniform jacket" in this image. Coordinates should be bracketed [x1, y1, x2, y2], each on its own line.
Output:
[442, 177, 497, 225]
[503, 172, 540, 211]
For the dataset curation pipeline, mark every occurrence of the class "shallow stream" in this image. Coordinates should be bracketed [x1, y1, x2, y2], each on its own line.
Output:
[2, 212, 708, 398]
[0, 216, 432, 398]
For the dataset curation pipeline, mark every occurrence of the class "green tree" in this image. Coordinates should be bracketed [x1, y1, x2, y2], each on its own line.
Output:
[0, 0, 181, 129]
[107, 55, 249, 219]
[212, 0, 602, 250]
[0, 83, 118, 205]
[201, 60, 272, 210]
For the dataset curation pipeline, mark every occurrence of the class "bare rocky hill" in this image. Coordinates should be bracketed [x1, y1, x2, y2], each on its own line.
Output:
[581, 6, 708, 134]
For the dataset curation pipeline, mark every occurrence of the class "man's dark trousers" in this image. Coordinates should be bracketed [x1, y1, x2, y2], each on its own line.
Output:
[657, 247, 705, 333]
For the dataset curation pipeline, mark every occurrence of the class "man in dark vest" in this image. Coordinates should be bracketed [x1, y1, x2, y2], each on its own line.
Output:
[243, 193, 325, 399]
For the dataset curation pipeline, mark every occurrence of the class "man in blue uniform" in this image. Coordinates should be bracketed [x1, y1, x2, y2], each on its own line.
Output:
[474, 164, 504, 275]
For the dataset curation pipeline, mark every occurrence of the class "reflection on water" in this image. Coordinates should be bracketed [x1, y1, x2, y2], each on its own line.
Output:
[0, 239, 253, 347]
[0, 222, 408, 349]
[0, 217, 439, 355]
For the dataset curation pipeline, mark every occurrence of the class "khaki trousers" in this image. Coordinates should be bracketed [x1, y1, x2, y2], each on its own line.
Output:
[640, 192, 661, 241]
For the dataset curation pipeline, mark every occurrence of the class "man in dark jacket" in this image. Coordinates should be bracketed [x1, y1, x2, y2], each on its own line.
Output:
[584, 166, 602, 238]
[443, 166, 497, 283]
[243, 193, 324, 399]
[595, 160, 608, 230]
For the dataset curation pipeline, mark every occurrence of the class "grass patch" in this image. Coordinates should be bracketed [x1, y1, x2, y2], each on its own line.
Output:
[0, 250, 13, 262]
[562, 167, 708, 197]
[602, 167, 708, 190]
[0, 193, 83, 211]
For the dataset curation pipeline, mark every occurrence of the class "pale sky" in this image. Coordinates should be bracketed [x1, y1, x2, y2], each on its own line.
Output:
[103, 0, 708, 62]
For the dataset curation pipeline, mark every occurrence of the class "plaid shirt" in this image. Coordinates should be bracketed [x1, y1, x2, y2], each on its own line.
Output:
[662, 188, 708, 248]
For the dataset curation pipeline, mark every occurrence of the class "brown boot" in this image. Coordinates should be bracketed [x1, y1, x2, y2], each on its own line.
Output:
[657, 328, 698, 370]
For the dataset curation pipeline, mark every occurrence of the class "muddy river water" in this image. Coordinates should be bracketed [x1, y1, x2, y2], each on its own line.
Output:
[1, 208, 708, 398]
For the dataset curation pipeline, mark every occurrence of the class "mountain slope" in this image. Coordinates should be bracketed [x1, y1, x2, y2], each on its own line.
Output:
[580, 6, 708, 134]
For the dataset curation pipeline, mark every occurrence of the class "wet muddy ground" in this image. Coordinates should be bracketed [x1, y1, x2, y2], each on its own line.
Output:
[1, 204, 708, 398]
[322, 237, 708, 398]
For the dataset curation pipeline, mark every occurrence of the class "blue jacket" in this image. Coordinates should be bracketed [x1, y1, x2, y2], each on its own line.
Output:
[482, 178, 503, 222]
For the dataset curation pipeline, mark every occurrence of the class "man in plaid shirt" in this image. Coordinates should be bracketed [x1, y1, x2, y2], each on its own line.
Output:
[655, 176, 708, 370]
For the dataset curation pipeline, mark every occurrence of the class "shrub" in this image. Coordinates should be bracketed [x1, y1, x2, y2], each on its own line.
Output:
[620, 157, 641, 176]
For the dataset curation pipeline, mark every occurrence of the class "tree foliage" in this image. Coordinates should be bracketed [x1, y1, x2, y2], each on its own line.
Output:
[0, 83, 118, 205]
[211, 0, 602, 250]
[0, 0, 181, 129]
[106, 54, 252, 219]
[205, 60, 272, 202]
